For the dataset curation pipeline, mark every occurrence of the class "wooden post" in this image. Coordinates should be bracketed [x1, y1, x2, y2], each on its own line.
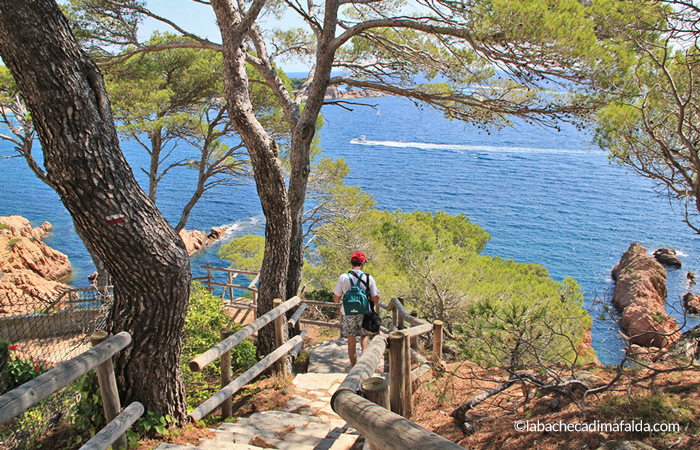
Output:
[388, 331, 407, 416]
[402, 329, 412, 419]
[90, 331, 126, 450]
[220, 329, 232, 420]
[397, 298, 405, 329]
[228, 271, 234, 303]
[361, 377, 389, 409]
[361, 377, 389, 450]
[273, 299, 285, 374]
[433, 321, 443, 363]
[206, 264, 214, 294]
[410, 311, 419, 351]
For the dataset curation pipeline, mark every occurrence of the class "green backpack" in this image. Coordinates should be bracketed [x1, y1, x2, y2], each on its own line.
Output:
[342, 272, 370, 315]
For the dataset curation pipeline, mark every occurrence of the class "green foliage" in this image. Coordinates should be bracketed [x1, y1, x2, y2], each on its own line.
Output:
[218, 235, 265, 272]
[68, 372, 106, 446]
[7, 237, 21, 249]
[126, 411, 172, 445]
[0, 223, 7, 230]
[183, 283, 257, 408]
[0, 341, 47, 394]
[455, 276, 592, 369]
[307, 203, 593, 368]
[600, 391, 697, 432]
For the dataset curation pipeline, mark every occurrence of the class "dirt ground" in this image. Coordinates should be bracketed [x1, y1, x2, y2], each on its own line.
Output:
[410, 361, 700, 450]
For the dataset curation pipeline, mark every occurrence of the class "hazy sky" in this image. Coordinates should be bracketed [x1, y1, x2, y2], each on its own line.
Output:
[140, 0, 311, 74]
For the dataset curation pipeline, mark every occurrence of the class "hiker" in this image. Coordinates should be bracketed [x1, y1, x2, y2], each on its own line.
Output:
[333, 251, 380, 367]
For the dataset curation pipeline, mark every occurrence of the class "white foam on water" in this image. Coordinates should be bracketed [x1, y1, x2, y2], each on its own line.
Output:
[349, 138, 590, 154]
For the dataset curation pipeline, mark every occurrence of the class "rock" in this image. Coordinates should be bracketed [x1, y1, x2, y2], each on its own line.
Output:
[628, 344, 664, 362]
[665, 322, 700, 361]
[178, 228, 208, 256]
[653, 248, 682, 268]
[0, 216, 71, 316]
[683, 292, 700, 314]
[596, 440, 657, 450]
[209, 226, 225, 240]
[573, 370, 608, 389]
[688, 271, 696, 287]
[611, 243, 680, 349]
[578, 325, 603, 366]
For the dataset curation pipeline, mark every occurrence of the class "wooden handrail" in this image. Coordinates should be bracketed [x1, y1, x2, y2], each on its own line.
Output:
[288, 303, 308, 327]
[200, 264, 259, 276]
[78, 402, 144, 450]
[390, 297, 424, 327]
[188, 333, 305, 422]
[332, 390, 463, 450]
[189, 296, 302, 372]
[299, 318, 342, 328]
[300, 300, 341, 308]
[405, 322, 433, 338]
[335, 334, 388, 395]
[247, 273, 260, 288]
[0, 331, 132, 425]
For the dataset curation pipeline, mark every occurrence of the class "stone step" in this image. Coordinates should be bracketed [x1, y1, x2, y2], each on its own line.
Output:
[154, 441, 265, 450]
[216, 410, 360, 450]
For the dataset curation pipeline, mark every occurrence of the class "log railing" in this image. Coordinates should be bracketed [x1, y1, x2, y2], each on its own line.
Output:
[0, 331, 141, 450]
[329, 297, 458, 450]
[196, 264, 259, 306]
[188, 296, 306, 422]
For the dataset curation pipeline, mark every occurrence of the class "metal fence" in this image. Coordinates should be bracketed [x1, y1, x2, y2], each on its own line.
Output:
[0, 287, 112, 449]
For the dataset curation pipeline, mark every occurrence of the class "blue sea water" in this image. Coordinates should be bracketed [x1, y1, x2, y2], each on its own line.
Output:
[1, 95, 698, 365]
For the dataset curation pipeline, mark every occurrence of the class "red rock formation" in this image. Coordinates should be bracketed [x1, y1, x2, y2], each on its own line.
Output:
[178, 228, 208, 256]
[683, 292, 700, 314]
[611, 242, 680, 349]
[578, 325, 602, 366]
[0, 216, 71, 315]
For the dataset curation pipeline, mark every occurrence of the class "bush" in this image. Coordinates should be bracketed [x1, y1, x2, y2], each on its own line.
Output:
[183, 283, 257, 408]
[0, 340, 47, 395]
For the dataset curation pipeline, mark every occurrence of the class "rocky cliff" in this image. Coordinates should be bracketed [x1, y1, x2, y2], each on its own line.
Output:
[0, 215, 71, 315]
[611, 242, 680, 350]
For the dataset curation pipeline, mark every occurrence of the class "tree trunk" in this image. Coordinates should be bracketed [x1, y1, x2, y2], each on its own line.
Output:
[0, 0, 191, 423]
[285, 6, 340, 301]
[211, 0, 290, 356]
[148, 132, 162, 203]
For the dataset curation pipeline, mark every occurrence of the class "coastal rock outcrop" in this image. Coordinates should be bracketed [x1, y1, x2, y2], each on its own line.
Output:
[683, 292, 700, 314]
[179, 228, 208, 256]
[653, 247, 682, 268]
[179, 225, 233, 256]
[611, 242, 680, 349]
[0, 216, 71, 315]
[209, 226, 225, 240]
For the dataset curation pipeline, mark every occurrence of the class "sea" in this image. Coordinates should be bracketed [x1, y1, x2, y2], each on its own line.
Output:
[1, 94, 698, 366]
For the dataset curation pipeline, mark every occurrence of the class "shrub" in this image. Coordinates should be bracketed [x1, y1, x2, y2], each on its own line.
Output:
[183, 283, 256, 408]
[1, 341, 47, 395]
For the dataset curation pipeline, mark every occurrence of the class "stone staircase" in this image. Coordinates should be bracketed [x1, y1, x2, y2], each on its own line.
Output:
[154, 338, 385, 450]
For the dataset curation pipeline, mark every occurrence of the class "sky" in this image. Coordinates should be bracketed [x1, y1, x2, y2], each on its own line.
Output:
[139, 0, 312, 74]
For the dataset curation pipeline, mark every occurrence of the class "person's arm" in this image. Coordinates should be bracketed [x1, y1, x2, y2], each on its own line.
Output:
[371, 294, 380, 304]
[333, 294, 341, 303]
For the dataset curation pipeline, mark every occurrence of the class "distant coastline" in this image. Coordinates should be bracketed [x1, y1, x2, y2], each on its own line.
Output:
[294, 85, 386, 102]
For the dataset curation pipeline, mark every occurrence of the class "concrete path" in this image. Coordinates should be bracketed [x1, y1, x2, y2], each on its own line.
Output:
[154, 338, 383, 450]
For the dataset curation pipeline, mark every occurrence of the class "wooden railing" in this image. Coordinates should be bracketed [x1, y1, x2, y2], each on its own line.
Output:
[327, 297, 458, 450]
[0, 331, 142, 450]
[195, 264, 259, 306]
[187, 296, 306, 422]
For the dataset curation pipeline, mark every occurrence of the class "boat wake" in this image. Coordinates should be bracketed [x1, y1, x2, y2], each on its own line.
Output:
[349, 137, 589, 154]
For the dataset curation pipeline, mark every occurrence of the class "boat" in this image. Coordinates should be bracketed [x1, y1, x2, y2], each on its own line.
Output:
[350, 135, 367, 144]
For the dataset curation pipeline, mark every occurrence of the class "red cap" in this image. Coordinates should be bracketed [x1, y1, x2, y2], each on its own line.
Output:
[351, 251, 366, 262]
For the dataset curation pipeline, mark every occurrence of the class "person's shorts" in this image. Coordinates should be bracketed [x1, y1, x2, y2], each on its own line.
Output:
[341, 314, 368, 337]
